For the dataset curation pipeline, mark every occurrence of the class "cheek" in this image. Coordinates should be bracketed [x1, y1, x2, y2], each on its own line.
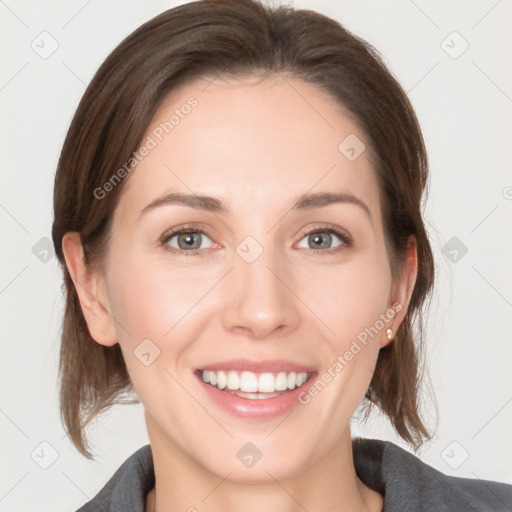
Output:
[300, 254, 392, 345]
[104, 254, 225, 389]
[107, 253, 213, 340]
[103, 259, 188, 384]
[104, 263, 200, 408]
[299, 261, 391, 414]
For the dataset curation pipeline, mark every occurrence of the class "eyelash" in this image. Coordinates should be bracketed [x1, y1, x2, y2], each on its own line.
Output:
[160, 224, 353, 257]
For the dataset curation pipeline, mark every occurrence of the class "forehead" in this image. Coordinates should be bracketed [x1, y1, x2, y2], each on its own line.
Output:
[116, 73, 381, 220]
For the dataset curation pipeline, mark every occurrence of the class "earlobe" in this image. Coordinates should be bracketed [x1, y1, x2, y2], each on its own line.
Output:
[380, 235, 418, 348]
[61, 232, 118, 347]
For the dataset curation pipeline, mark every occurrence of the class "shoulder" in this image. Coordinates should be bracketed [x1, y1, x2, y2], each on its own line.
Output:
[75, 444, 154, 512]
[352, 437, 512, 512]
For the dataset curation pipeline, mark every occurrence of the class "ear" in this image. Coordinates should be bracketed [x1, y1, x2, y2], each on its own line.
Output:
[380, 235, 418, 348]
[61, 232, 118, 347]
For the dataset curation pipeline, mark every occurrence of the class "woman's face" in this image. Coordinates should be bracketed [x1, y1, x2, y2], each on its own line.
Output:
[92, 74, 412, 481]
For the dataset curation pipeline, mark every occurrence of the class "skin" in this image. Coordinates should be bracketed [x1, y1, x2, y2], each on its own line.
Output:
[63, 73, 417, 512]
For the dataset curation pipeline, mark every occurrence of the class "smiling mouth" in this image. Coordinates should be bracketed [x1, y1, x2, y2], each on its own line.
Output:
[197, 369, 312, 400]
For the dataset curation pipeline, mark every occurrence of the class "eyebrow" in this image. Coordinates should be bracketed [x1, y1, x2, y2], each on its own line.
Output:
[139, 190, 372, 221]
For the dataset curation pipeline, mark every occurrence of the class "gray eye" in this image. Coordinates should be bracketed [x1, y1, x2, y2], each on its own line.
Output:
[166, 231, 213, 251]
[297, 231, 343, 250]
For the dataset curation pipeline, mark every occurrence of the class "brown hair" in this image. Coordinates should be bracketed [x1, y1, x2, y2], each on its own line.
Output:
[52, 0, 435, 459]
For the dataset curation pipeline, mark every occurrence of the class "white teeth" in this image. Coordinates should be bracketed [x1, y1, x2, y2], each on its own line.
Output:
[240, 371, 258, 392]
[226, 371, 240, 390]
[201, 370, 309, 394]
[258, 372, 275, 393]
[217, 370, 227, 390]
[275, 372, 288, 391]
[287, 372, 297, 389]
[296, 372, 307, 386]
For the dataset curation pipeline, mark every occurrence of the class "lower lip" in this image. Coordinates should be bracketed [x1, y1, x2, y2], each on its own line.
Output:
[196, 373, 317, 419]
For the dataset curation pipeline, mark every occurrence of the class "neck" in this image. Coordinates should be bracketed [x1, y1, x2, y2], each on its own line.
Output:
[145, 421, 383, 512]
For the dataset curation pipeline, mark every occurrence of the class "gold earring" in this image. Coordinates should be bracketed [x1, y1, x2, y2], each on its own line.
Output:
[386, 328, 393, 341]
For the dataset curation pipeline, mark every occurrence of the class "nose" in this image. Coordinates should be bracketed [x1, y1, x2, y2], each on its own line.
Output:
[220, 244, 301, 340]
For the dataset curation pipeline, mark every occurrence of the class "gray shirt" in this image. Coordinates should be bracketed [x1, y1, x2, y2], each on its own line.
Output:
[75, 437, 512, 511]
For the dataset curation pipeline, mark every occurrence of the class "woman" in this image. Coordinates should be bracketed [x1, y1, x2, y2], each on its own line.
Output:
[51, 0, 512, 510]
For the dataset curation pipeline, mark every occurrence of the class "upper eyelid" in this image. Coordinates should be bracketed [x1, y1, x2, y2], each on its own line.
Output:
[161, 223, 213, 239]
[296, 226, 352, 249]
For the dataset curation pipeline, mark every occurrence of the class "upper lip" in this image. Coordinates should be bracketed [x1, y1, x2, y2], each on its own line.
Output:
[195, 359, 316, 374]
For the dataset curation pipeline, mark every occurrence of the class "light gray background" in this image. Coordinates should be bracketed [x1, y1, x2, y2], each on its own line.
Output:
[1, 1, 511, 510]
